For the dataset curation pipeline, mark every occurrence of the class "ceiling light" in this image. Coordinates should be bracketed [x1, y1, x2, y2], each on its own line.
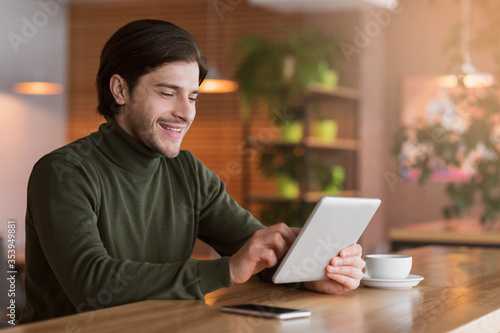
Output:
[200, 67, 238, 93]
[13, 81, 64, 95]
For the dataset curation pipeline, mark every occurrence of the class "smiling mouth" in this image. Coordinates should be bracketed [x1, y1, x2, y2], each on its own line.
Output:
[159, 123, 182, 133]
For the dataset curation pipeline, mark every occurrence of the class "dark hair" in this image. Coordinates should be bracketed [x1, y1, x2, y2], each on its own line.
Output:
[96, 19, 207, 115]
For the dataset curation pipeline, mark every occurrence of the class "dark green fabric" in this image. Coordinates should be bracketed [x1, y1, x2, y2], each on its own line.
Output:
[20, 116, 263, 323]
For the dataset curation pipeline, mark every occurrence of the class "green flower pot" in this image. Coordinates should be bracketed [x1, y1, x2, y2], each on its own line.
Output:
[324, 165, 345, 195]
[276, 174, 300, 198]
[281, 121, 303, 143]
[309, 61, 339, 91]
[314, 120, 338, 144]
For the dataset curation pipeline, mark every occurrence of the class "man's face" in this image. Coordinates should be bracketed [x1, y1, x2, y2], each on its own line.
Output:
[114, 61, 200, 158]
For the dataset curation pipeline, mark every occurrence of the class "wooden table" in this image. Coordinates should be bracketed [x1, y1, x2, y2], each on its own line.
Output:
[5, 246, 500, 333]
[389, 218, 500, 250]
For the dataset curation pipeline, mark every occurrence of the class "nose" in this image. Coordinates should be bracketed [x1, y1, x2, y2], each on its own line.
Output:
[172, 95, 195, 123]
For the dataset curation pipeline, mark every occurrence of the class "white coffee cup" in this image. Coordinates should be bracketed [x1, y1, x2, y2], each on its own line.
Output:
[365, 254, 412, 280]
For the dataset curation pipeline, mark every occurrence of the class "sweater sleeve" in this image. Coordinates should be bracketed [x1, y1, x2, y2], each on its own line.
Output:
[24, 151, 242, 318]
[187, 152, 265, 258]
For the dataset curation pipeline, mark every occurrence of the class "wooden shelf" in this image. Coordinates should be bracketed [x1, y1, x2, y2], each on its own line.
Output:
[247, 194, 301, 203]
[302, 190, 358, 202]
[248, 190, 358, 203]
[304, 137, 358, 150]
[246, 138, 299, 148]
[247, 137, 359, 151]
[307, 86, 360, 100]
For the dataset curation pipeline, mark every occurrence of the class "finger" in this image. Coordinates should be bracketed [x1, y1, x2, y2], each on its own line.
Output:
[339, 243, 362, 258]
[262, 231, 289, 258]
[326, 274, 360, 292]
[250, 227, 290, 258]
[326, 264, 364, 280]
[331, 255, 365, 270]
[290, 227, 301, 236]
[254, 247, 279, 269]
[259, 223, 296, 247]
[270, 223, 297, 246]
[262, 247, 279, 268]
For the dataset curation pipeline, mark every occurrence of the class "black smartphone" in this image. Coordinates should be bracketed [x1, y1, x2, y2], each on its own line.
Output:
[221, 304, 311, 320]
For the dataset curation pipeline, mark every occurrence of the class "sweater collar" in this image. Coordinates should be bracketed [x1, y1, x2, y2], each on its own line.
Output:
[91, 115, 163, 176]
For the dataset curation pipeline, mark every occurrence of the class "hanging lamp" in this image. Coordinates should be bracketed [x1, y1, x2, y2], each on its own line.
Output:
[12, 67, 63, 95]
[438, 0, 493, 88]
[199, 0, 238, 93]
[13, 81, 63, 95]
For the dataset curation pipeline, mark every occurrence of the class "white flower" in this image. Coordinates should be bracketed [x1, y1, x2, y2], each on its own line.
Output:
[461, 141, 497, 173]
[425, 89, 467, 133]
[400, 139, 434, 166]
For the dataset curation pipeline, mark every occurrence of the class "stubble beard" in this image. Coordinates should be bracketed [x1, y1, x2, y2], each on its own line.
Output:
[125, 106, 183, 159]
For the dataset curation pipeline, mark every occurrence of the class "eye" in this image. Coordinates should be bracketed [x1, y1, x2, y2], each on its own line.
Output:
[189, 96, 198, 103]
[161, 92, 174, 97]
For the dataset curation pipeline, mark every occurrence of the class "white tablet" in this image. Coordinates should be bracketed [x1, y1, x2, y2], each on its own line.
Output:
[272, 196, 381, 284]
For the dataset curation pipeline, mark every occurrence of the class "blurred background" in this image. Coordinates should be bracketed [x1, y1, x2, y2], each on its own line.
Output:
[1, 0, 500, 263]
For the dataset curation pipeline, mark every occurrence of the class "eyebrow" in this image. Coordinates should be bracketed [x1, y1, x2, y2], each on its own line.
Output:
[154, 83, 200, 95]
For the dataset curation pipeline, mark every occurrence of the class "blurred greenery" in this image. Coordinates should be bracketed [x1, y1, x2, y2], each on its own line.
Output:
[260, 201, 316, 228]
[233, 25, 339, 120]
[259, 146, 303, 180]
[393, 0, 500, 226]
[393, 89, 500, 226]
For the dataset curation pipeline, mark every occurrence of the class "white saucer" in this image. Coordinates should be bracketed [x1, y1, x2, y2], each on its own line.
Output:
[361, 274, 424, 289]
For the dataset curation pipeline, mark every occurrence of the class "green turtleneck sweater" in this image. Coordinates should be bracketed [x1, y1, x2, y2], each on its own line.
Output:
[20, 116, 264, 323]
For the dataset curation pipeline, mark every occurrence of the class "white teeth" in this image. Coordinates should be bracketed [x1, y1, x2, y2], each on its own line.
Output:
[160, 124, 182, 133]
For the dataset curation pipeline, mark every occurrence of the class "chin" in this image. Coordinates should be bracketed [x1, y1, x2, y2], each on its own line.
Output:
[163, 151, 180, 158]
[159, 146, 181, 158]
[148, 139, 181, 158]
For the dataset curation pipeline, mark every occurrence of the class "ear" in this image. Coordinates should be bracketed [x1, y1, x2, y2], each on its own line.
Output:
[109, 74, 129, 106]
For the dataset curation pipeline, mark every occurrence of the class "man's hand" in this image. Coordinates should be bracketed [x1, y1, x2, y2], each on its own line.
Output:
[304, 244, 365, 294]
[229, 223, 298, 285]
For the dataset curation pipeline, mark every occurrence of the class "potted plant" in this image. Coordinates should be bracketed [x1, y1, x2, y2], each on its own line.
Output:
[259, 147, 302, 198]
[233, 26, 339, 122]
[313, 119, 338, 144]
[393, 89, 500, 227]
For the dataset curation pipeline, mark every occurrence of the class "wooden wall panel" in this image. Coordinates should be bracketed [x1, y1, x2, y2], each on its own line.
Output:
[68, 0, 302, 210]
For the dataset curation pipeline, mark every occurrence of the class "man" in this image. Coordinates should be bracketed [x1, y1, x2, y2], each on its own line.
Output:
[20, 19, 365, 323]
